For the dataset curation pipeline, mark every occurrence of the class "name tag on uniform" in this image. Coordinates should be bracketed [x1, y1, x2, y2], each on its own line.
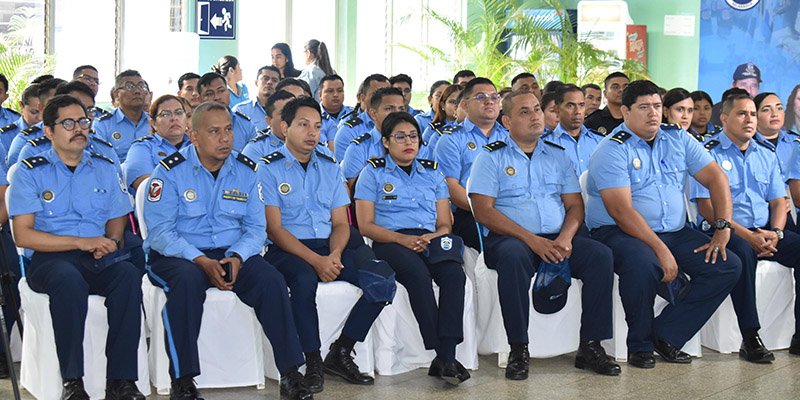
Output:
[222, 189, 248, 202]
[382, 195, 398, 200]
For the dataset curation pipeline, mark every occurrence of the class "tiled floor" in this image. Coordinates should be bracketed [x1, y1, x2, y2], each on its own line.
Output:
[3, 350, 800, 399]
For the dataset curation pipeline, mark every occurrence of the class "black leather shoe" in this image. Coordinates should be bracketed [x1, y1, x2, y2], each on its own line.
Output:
[428, 357, 470, 385]
[170, 376, 204, 400]
[653, 337, 692, 364]
[280, 370, 313, 400]
[505, 345, 530, 380]
[789, 334, 800, 356]
[739, 334, 774, 363]
[574, 340, 621, 376]
[628, 352, 655, 369]
[61, 378, 90, 400]
[304, 353, 325, 393]
[105, 379, 145, 400]
[323, 343, 374, 385]
[0, 352, 9, 379]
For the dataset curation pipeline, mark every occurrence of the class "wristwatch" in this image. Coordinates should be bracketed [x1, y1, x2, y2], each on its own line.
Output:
[774, 228, 784, 241]
[712, 219, 732, 231]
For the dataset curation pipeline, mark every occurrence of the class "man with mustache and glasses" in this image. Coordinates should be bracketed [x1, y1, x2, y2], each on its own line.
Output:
[93, 70, 152, 163]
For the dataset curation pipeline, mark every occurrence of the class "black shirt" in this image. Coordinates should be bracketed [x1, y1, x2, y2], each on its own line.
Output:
[584, 107, 623, 135]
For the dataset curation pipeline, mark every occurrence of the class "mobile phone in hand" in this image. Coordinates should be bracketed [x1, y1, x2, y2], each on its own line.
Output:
[223, 262, 233, 283]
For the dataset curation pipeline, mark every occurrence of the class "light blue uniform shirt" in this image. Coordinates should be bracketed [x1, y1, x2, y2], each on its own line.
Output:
[0, 141, 10, 186]
[468, 138, 580, 235]
[321, 105, 353, 144]
[341, 127, 386, 180]
[542, 123, 604, 177]
[6, 123, 43, 167]
[17, 133, 120, 169]
[755, 130, 798, 184]
[258, 145, 349, 240]
[228, 82, 250, 108]
[0, 107, 20, 134]
[333, 109, 375, 160]
[354, 157, 448, 232]
[232, 99, 268, 131]
[122, 133, 190, 190]
[144, 145, 266, 261]
[586, 122, 713, 232]
[0, 116, 31, 152]
[433, 117, 509, 188]
[230, 109, 258, 152]
[414, 109, 435, 134]
[9, 149, 131, 238]
[690, 132, 784, 229]
[242, 130, 333, 162]
[299, 64, 326, 101]
[92, 108, 151, 163]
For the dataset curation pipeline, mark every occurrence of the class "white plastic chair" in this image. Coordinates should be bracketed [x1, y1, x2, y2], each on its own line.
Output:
[136, 180, 266, 394]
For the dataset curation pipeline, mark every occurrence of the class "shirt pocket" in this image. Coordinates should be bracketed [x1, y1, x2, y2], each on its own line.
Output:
[661, 159, 687, 187]
[752, 169, 770, 195]
[179, 200, 206, 218]
[88, 189, 111, 215]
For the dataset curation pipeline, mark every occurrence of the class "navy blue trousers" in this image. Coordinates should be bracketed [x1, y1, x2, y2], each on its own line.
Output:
[483, 233, 614, 344]
[264, 226, 395, 353]
[0, 227, 21, 356]
[148, 249, 304, 379]
[591, 225, 741, 353]
[27, 250, 142, 380]
[453, 209, 481, 251]
[372, 229, 465, 351]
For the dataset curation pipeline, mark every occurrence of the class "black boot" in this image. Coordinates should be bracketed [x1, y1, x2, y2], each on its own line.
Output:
[574, 340, 621, 376]
[280, 369, 313, 400]
[739, 333, 774, 363]
[428, 357, 470, 385]
[105, 379, 146, 400]
[505, 344, 529, 380]
[789, 334, 800, 356]
[304, 352, 324, 393]
[0, 352, 8, 379]
[61, 378, 90, 400]
[170, 376, 204, 400]
[323, 343, 374, 385]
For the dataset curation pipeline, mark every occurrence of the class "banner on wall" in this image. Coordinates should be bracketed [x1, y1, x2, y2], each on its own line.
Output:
[698, 0, 800, 129]
[626, 25, 647, 67]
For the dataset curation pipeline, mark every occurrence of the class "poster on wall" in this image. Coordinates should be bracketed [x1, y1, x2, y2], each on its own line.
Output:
[698, 0, 800, 130]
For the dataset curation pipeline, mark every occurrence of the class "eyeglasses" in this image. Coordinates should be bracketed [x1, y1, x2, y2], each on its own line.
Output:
[157, 109, 186, 119]
[390, 133, 419, 143]
[53, 117, 92, 131]
[446, 99, 459, 105]
[470, 93, 501, 102]
[397, 88, 412, 94]
[77, 74, 100, 85]
[120, 81, 149, 91]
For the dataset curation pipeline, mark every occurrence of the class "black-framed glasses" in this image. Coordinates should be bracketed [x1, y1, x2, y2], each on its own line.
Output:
[471, 93, 501, 102]
[77, 74, 100, 85]
[391, 133, 419, 143]
[157, 109, 186, 119]
[54, 117, 92, 131]
[120, 81, 149, 91]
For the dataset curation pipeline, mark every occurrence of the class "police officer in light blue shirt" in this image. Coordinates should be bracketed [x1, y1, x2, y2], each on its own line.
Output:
[241, 90, 296, 161]
[587, 80, 741, 369]
[690, 93, 787, 364]
[92, 70, 152, 163]
[390, 74, 421, 117]
[0, 73, 20, 130]
[9, 95, 144, 399]
[143, 101, 311, 400]
[332, 74, 390, 160]
[415, 80, 451, 132]
[231, 65, 280, 132]
[542, 84, 604, 177]
[122, 95, 191, 192]
[341, 87, 406, 183]
[196, 72, 257, 152]
[260, 97, 395, 394]
[433, 77, 509, 251]
[0, 83, 40, 151]
[319, 75, 353, 147]
[0, 139, 20, 378]
[468, 90, 618, 380]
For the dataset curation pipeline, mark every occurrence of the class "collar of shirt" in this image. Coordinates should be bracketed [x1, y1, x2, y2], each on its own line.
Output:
[185, 145, 237, 178]
[462, 117, 506, 140]
[755, 130, 791, 144]
[42, 147, 93, 172]
[367, 127, 384, 145]
[13, 116, 30, 130]
[112, 107, 149, 127]
[276, 143, 323, 169]
[154, 132, 190, 149]
[615, 122, 668, 146]
[358, 109, 375, 130]
[552, 123, 589, 140]
[719, 130, 756, 156]
[384, 154, 426, 176]
[506, 136, 549, 159]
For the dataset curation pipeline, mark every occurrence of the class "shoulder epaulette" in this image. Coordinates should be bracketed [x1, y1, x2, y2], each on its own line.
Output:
[91, 136, 113, 148]
[28, 136, 50, 147]
[366, 158, 386, 168]
[543, 140, 565, 150]
[4, 108, 19, 116]
[95, 112, 112, 121]
[711, 125, 723, 134]
[236, 153, 258, 171]
[704, 139, 721, 151]
[342, 108, 359, 120]
[417, 158, 437, 169]
[610, 131, 632, 144]
[159, 151, 185, 171]
[21, 156, 48, 169]
[351, 132, 371, 145]
[661, 123, 681, 131]
[234, 110, 251, 121]
[132, 135, 153, 143]
[690, 132, 706, 143]
[439, 124, 461, 136]
[343, 116, 364, 128]
[787, 130, 799, 137]
[260, 151, 285, 164]
[755, 139, 776, 152]
[90, 152, 114, 164]
[0, 123, 17, 133]
[21, 126, 41, 136]
[315, 150, 336, 163]
[250, 132, 270, 142]
[587, 128, 605, 137]
[482, 141, 507, 152]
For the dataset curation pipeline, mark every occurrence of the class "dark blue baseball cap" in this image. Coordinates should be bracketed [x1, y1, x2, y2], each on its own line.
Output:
[532, 259, 571, 314]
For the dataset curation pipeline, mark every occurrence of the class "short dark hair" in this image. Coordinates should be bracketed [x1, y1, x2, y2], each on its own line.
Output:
[0, 73, 7, 92]
[178, 72, 201, 90]
[662, 88, 691, 109]
[722, 93, 753, 115]
[72, 65, 97, 79]
[275, 78, 311, 96]
[543, 80, 564, 95]
[191, 101, 230, 128]
[603, 71, 629, 89]
[753, 92, 779, 109]
[581, 83, 601, 92]
[721, 87, 748, 103]
[511, 72, 536, 86]
[389, 74, 413, 87]
[380, 111, 420, 141]
[540, 92, 557, 109]
[357, 74, 390, 98]
[266, 90, 297, 119]
[56, 81, 95, 100]
[20, 84, 40, 105]
[197, 72, 226, 92]
[256, 65, 280, 79]
[453, 70, 476, 83]
[38, 78, 67, 100]
[555, 84, 584, 106]
[462, 77, 495, 99]
[319, 74, 344, 91]
[114, 69, 143, 89]
[281, 96, 322, 127]
[621, 80, 660, 108]
[31, 74, 53, 85]
[502, 90, 537, 115]
[43, 95, 86, 128]
[429, 80, 450, 97]
[369, 87, 404, 110]
[690, 90, 714, 105]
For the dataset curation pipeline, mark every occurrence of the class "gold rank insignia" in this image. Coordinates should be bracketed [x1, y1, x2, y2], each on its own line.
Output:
[383, 182, 395, 193]
[184, 189, 197, 202]
[222, 189, 248, 202]
[42, 190, 54, 202]
[112, 132, 122, 140]
[279, 183, 291, 195]
[467, 141, 477, 150]
[505, 166, 516, 176]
